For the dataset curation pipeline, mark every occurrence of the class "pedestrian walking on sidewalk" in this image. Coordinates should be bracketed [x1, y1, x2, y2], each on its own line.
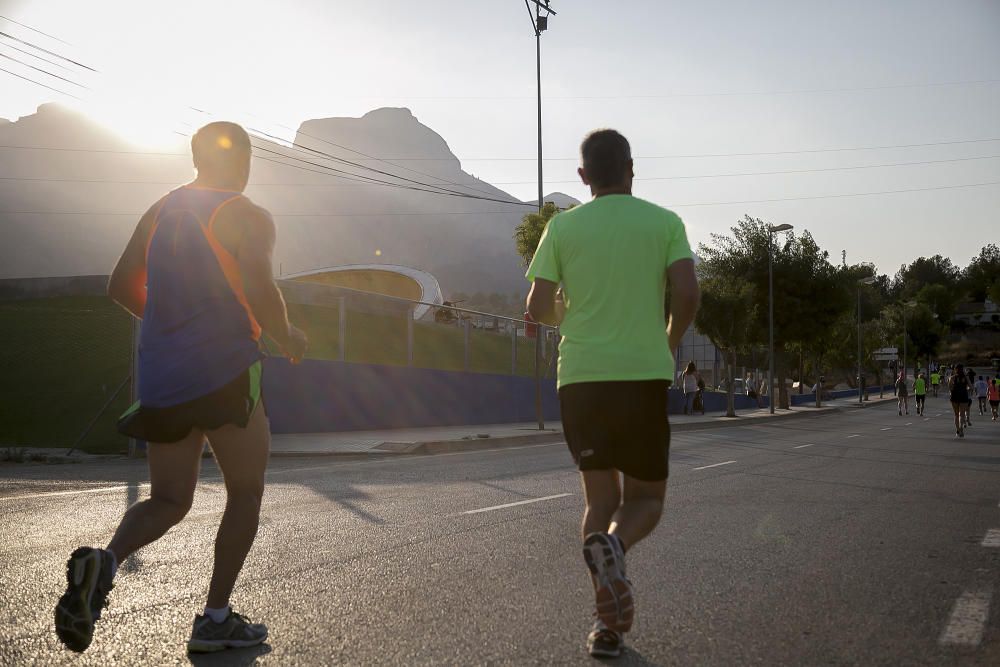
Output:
[896, 372, 909, 415]
[526, 128, 699, 659]
[681, 362, 699, 415]
[54, 122, 308, 656]
[949, 364, 972, 437]
[913, 373, 927, 416]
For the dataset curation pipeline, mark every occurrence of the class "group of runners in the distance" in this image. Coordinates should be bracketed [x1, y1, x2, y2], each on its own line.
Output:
[54, 123, 697, 659]
[895, 365, 1000, 437]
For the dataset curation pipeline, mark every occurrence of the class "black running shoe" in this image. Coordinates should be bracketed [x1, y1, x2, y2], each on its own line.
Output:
[187, 610, 268, 653]
[587, 618, 624, 658]
[54, 547, 115, 652]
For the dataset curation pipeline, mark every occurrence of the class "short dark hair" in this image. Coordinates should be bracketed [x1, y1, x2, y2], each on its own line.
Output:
[580, 129, 631, 189]
[191, 121, 251, 172]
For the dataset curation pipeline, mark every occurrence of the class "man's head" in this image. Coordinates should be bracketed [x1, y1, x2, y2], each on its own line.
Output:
[577, 129, 633, 196]
[191, 121, 252, 190]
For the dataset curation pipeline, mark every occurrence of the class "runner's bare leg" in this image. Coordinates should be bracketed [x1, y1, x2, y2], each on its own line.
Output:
[106, 432, 204, 561]
[203, 405, 270, 609]
[609, 476, 667, 551]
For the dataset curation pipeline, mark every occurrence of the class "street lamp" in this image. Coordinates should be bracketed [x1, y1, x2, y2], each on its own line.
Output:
[857, 276, 877, 405]
[902, 299, 917, 384]
[768, 223, 794, 414]
[523, 0, 556, 213]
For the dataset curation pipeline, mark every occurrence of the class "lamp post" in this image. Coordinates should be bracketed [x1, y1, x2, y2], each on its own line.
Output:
[857, 276, 877, 405]
[768, 223, 793, 414]
[523, 0, 555, 213]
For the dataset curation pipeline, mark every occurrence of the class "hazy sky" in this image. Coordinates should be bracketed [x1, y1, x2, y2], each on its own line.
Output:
[2, 0, 999, 277]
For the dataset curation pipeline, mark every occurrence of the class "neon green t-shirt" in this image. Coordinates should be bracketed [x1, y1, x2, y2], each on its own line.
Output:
[914, 377, 926, 395]
[526, 194, 693, 388]
[931, 372, 940, 385]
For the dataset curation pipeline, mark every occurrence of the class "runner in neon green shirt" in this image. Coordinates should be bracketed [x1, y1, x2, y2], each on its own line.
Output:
[526, 129, 699, 658]
[930, 371, 941, 397]
[914, 373, 927, 416]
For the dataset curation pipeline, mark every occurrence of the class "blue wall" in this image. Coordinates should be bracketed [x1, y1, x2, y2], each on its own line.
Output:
[263, 358, 561, 433]
[263, 358, 897, 434]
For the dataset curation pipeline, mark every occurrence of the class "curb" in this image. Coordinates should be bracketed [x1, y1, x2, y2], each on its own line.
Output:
[268, 402, 877, 458]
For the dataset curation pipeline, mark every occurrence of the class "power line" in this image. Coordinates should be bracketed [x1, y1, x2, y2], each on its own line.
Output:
[5, 154, 999, 187]
[670, 180, 1000, 208]
[0, 31, 95, 71]
[0, 65, 81, 100]
[0, 39, 76, 72]
[0, 51, 88, 88]
[495, 154, 1000, 185]
[3, 180, 997, 216]
[0, 15, 73, 45]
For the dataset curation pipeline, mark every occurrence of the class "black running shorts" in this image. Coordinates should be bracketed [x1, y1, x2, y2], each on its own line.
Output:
[558, 380, 670, 482]
[117, 361, 263, 444]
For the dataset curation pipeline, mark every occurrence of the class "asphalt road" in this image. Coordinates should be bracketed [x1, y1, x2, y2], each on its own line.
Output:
[2, 394, 1000, 665]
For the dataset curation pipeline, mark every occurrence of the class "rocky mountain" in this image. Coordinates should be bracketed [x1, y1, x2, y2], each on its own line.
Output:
[0, 104, 579, 295]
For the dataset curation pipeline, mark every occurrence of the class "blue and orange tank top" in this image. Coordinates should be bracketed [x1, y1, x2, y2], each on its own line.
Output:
[139, 186, 262, 408]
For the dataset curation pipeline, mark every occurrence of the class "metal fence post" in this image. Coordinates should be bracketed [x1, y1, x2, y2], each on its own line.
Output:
[463, 319, 471, 372]
[535, 326, 544, 430]
[510, 319, 517, 375]
[338, 297, 346, 362]
[407, 305, 414, 366]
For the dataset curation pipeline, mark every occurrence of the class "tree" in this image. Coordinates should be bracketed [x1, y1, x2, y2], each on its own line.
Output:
[697, 215, 850, 408]
[963, 244, 1000, 302]
[915, 283, 956, 323]
[892, 255, 961, 301]
[513, 201, 561, 267]
[694, 278, 757, 416]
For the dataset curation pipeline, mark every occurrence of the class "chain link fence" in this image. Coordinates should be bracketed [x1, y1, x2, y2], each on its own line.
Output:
[1, 281, 557, 454]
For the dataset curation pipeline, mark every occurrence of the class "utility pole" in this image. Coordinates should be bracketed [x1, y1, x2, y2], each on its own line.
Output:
[524, 0, 555, 213]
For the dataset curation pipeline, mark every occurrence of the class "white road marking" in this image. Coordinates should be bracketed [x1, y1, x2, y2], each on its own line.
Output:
[906, 422, 913, 426]
[924, 418, 931, 422]
[880, 427, 893, 431]
[793, 444, 814, 449]
[461, 493, 572, 515]
[693, 460, 737, 471]
[981, 529, 1000, 547]
[847, 434, 861, 439]
[940, 589, 992, 646]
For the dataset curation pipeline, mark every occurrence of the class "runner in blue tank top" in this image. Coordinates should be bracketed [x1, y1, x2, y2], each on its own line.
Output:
[55, 122, 307, 655]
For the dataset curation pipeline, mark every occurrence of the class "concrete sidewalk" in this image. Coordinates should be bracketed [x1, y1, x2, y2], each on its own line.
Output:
[269, 393, 897, 457]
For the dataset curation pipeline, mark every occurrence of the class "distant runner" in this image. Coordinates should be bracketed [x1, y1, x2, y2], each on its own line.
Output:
[54, 122, 307, 655]
[966, 367, 977, 425]
[988, 378, 999, 422]
[930, 370, 941, 397]
[949, 364, 971, 437]
[526, 129, 699, 658]
[913, 373, 926, 416]
[896, 372, 909, 416]
[974, 376, 989, 416]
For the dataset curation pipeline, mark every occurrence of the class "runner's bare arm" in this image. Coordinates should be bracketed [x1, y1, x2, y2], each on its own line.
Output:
[108, 200, 162, 318]
[527, 278, 565, 326]
[237, 204, 307, 362]
[666, 258, 698, 350]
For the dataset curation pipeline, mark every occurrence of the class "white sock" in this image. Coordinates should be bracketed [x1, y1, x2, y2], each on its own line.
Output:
[104, 549, 118, 579]
[204, 605, 231, 624]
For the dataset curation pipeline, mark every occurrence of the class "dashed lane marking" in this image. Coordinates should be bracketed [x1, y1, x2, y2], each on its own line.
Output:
[847, 434, 861, 439]
[880, 427, 892, 431]
[906, 422, 913, 426]
[461, 493, 572, 515]
[981, 529, 1000, 547]
[693, 460, 737, 471]
[940, 588, 992, 647]
[793, 444, 814, 449]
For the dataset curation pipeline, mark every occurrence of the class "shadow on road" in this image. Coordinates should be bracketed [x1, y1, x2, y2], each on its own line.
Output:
[187, 643, 272, 666]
